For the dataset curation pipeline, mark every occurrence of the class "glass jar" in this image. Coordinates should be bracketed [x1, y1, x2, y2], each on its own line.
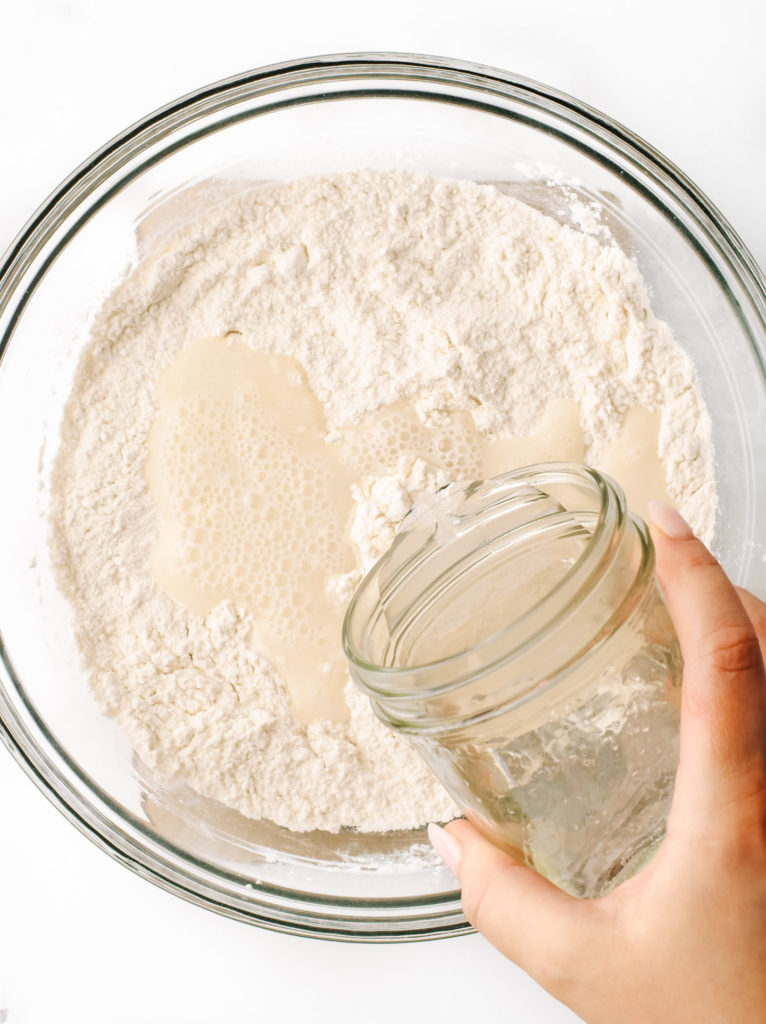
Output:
[343, 463, 682, 899]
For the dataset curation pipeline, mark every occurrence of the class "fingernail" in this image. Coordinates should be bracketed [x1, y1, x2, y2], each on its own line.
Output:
[428, 822, 462, 877]
[648, 501, 694, 540]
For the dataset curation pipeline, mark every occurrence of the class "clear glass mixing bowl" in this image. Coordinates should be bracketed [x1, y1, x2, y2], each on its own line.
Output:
[0, 53, 764, 940]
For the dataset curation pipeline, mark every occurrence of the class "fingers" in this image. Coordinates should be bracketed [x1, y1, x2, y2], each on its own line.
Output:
[649, 505, 766, 813]
[431, 819, 599, 997]
[736, 588, 766, 658]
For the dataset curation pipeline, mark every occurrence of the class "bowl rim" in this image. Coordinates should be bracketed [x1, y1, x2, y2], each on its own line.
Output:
[1, 51, 765, 941]
[3, 52, 766, 327]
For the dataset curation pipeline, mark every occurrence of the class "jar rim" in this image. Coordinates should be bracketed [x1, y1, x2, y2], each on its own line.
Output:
[342, 462, 653, 703]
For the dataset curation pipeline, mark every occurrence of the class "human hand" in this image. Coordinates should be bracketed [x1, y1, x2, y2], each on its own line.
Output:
[428, 503, 766, 1023]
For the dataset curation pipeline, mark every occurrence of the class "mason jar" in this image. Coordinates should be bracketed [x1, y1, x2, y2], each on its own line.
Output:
[343, 463, 682, 899]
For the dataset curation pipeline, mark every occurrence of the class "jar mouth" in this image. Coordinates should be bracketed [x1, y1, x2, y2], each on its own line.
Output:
[342, 462, 654, 704]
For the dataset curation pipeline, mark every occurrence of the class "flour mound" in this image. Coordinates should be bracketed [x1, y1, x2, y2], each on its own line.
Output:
[50, 169, 716, 832]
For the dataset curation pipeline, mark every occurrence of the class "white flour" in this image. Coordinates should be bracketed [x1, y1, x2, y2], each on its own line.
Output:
[50, 169, 716, 832]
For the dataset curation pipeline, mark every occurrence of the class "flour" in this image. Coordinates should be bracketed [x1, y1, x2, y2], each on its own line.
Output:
[49, 169, 717, 833]
[326, 457, 453, 606]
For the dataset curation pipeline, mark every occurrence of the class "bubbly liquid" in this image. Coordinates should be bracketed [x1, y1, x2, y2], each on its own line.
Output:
[146, 335, 672, 726]
[145, 339, 356, 724]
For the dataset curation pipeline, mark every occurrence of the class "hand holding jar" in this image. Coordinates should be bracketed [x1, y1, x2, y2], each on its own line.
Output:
[430, 504, 766, 1024]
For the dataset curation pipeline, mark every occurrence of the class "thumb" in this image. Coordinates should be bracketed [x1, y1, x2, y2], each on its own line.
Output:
[648, 503, 766, 815]
[430, 820, 597, 992]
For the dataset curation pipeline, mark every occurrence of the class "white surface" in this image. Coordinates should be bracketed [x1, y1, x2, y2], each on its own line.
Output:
[1, 3, 764, 1022]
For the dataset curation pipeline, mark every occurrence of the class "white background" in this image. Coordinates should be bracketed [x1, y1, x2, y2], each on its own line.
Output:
[1, 2, 764, 1022]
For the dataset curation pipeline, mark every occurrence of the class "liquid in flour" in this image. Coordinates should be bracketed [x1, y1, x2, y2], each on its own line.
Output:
[146, 335, 673, 727]
[145, 336, 357, 725]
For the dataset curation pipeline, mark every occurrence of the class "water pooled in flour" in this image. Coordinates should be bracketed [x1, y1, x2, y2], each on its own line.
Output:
[146, 335, 672, 727]
[145, 337, 358, 725]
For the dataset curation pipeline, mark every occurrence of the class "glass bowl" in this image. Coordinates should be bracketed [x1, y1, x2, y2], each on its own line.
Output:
[0, 53, 764, 941]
